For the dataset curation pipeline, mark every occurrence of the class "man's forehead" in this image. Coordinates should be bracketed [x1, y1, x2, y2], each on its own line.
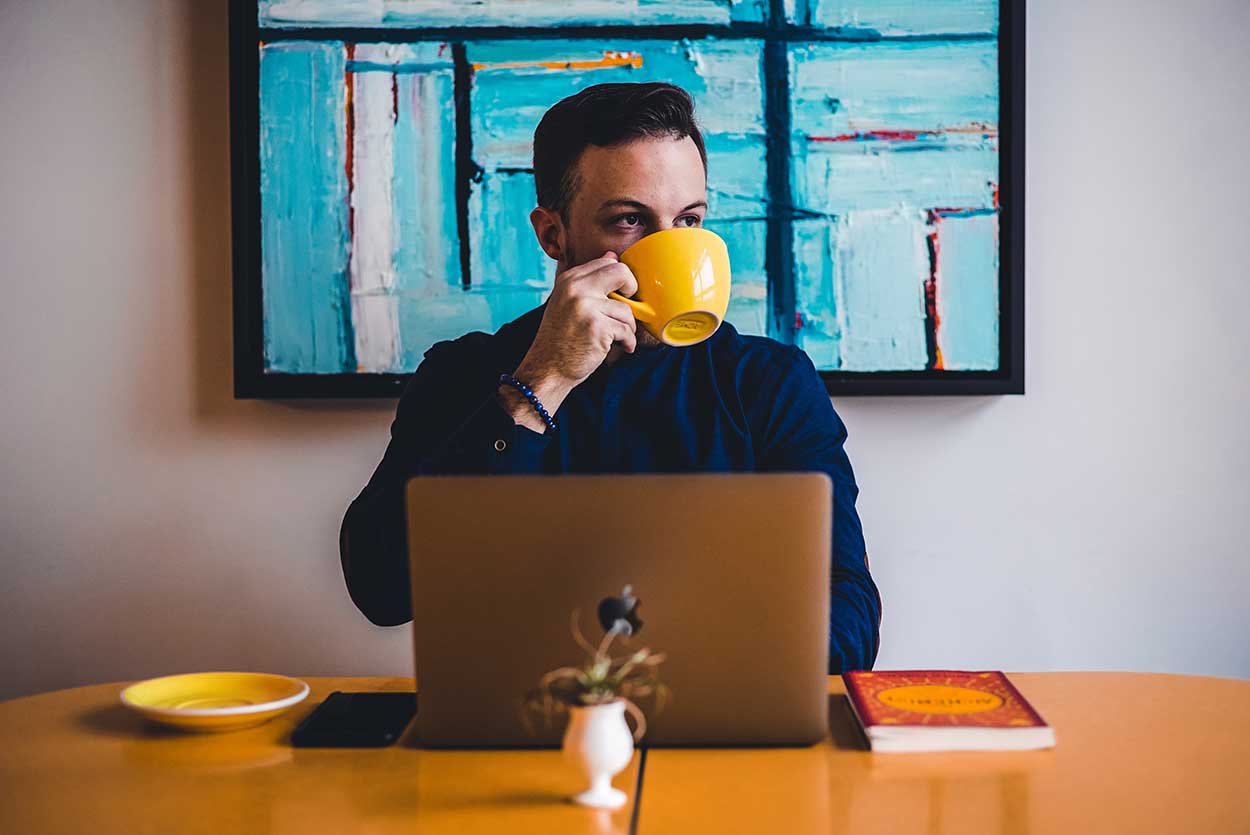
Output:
[573, 135, 706, 211]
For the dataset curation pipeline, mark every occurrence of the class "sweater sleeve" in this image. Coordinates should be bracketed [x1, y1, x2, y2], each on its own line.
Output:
[340, 339, 554, 626]
[752, 347, 882, 673]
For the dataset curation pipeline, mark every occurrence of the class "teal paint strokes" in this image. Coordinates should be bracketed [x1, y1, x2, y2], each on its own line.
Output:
[259, 41, 353, 373]
[790, 41, 998, 136]
[789, 39, 998, 370]
[249, 3, 1009, 383]
[389, 43, 480, 371]
[792, 215, 840, 367]
[465, 38, 769, 335]
[785, 0, 997, 35]
[467, 170, 553, 331]
[936, 213, 999, 370]
[820, 211, 929, 371]
[788, 40, 999, 215]
[259, 0, 768, 28]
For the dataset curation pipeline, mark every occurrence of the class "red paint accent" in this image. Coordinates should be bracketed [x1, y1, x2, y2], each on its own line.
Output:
[923, 200, 1000, 368]
[925, 209, 944, 372]
[795, 311, 804, 330]
[805, 123, 998, 144]
[809, 129, 922, 142]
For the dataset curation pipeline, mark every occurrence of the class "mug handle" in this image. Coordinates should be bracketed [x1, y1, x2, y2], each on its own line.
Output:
[607, 292, 658, 325]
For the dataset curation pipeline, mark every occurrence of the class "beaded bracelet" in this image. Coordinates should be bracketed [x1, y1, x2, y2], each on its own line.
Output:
[499, 372, 558, 433]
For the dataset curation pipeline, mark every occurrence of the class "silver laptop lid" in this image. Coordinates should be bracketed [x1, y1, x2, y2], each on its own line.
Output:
[405, 473, 831, 747]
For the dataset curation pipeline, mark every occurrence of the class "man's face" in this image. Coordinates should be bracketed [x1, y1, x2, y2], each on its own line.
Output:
[529, 133, 708, 349]
[531, 134, 709, 273]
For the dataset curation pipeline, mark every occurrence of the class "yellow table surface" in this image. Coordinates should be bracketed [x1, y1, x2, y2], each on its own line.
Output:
[645, 672, 1250, 835]
[1, 672, 1247, 834]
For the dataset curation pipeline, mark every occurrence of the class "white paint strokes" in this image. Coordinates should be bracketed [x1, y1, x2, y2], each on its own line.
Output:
[683, 41, 766, 138]
[833, 209, 930, 371]
[416, 74, 451, 291]
[349, 43, 401, 373]
[265, 1, 384, 24]
[262, 0, 745, 27]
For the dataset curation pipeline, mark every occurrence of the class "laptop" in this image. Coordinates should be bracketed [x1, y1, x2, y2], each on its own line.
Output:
[404, 472, 832, 747]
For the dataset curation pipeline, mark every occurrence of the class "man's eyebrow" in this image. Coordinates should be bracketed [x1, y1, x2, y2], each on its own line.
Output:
[597, 199, 709, 214]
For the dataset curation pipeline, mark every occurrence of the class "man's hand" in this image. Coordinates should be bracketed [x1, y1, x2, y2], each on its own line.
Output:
[499, 253, 639, 432]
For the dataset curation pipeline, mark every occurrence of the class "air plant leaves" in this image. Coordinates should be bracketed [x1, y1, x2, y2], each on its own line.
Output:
[522, 606, 669, 742]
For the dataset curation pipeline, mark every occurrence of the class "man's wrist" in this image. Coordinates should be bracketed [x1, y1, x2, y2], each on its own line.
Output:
[497, 369, 573, 434]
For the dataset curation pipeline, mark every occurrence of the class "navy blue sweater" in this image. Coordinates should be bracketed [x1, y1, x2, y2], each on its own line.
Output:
[340, 307, 882, 672]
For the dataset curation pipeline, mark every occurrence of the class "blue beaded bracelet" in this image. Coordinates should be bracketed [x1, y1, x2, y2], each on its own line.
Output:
[499, 373, 558, 433]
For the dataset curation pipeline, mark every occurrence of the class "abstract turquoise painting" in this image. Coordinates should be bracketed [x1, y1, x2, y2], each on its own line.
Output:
[231, 0, 1024, 397]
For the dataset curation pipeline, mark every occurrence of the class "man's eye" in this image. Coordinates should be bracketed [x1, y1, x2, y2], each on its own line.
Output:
[615, 214, 642, 227]
[678, 215, 702, 227]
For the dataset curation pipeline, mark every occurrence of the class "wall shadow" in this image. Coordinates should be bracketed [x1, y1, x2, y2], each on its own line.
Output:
[180, 1, 395, 433]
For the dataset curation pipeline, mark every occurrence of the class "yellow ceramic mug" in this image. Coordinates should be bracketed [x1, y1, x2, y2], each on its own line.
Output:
[609, 227, 732, 347]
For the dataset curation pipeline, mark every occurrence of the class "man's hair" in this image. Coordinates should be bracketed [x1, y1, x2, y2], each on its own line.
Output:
[532, 82, 708, 221]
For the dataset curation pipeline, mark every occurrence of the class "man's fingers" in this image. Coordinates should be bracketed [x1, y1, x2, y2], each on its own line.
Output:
[601, 299, 637, 330]
[578, 261, 639, 298]
[567, 253, 620, 276]
[557, 252, 639, 299]
[593, 305, 637, 354]
[613, 320, 638, 354]
[554, 254, 639, 356]
[552, 252, 619, 288]
[612, 263, 640, 298]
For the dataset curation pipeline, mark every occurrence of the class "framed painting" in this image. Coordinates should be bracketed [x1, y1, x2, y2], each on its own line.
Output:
[230, 0, 1024, 398]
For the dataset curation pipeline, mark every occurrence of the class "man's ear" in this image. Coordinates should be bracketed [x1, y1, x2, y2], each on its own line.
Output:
[529, 206, 567, 263]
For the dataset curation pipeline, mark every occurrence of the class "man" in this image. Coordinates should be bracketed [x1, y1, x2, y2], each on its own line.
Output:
[340, 82, 882, 673]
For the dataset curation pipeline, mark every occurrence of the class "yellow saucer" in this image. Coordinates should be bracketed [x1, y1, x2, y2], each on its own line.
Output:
[120, 672, 310, 733]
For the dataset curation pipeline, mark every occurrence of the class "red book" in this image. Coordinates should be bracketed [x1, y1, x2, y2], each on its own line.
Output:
[842, 670, 1055, 752]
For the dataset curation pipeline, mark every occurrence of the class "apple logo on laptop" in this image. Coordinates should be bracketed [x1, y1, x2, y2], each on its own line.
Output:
[597, 585, 644, 637]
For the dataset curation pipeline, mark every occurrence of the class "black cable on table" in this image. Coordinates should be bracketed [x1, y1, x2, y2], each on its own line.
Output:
[629, 741, 649, 835]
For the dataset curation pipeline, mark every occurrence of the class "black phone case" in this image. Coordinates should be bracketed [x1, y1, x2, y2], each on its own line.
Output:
[290, 691, 417, 748]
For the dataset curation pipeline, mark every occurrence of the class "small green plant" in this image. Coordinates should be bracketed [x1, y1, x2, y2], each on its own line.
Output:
[523, 609, 668, 740]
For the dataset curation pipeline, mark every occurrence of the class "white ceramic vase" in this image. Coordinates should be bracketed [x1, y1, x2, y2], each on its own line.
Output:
[562, 700, 634, 809]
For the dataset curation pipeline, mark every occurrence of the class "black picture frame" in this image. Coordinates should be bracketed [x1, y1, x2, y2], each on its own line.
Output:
[230, 0, 1025, 399]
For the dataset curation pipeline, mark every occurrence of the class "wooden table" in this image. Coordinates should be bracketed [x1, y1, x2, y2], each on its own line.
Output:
[643, 672, 1250, 834]
[1, 673, 1246, 834]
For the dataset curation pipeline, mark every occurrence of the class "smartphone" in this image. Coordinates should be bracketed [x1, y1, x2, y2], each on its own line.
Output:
[290, 691, 417, 748]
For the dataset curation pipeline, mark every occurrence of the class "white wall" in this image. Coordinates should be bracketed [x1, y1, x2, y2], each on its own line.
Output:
[2, 0, 1247, 701]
